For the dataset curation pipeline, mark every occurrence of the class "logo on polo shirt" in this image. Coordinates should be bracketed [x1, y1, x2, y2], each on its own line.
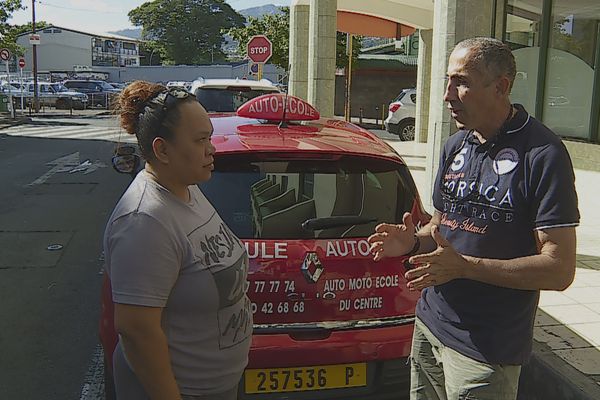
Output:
[451, 148, 469, 171]
[493, 148, 519, 175]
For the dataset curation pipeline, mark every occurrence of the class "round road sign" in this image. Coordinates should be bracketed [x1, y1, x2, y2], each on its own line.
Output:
[0, 48, 11, 62]
[18, 58, 25, 69]
[247, 35, 272, 64]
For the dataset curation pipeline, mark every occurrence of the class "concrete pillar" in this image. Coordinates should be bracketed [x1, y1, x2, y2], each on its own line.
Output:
[307, 0, 337, 118]
[289, 0, 310, 100]
[423, 0, 497, 210]
[494, 0, 506, 39]
[415, 29, 433, 144]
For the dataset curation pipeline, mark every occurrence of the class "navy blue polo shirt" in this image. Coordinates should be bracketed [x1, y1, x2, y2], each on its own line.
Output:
[417, 104, 580, 365]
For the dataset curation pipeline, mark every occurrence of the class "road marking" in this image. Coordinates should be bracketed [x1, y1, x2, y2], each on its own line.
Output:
[31, 127, 120, 139]
[2, 125, 129, 142]
[26, 152, 81, 187]
[69, 159, 107, 175]
[79, 344, 105, 400]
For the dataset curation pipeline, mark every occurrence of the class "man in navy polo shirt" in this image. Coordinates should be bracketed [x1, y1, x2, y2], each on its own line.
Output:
[369, 37, 579, 400]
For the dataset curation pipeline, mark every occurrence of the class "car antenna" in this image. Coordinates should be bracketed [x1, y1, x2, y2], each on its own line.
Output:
[279, 64, 292, 129]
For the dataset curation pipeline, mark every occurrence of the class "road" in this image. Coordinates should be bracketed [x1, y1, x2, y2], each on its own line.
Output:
[0, 117, 130, 400]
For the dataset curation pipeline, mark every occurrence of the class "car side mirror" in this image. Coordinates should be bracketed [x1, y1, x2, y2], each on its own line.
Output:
[112, 145, 141, 175]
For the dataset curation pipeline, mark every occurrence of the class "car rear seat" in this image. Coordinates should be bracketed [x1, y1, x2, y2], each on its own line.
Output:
[259, 189, 297, 220]
[261, 198, 316, 239]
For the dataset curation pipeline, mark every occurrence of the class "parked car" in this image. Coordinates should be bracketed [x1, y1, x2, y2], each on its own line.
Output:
[384, 88, 417, 141]
[63, 79, 120, 108]
[190, 78, 280, 113]
[108, 82, 127, 90]
[5, 81, 88, 110]
[166, 80, 192, 92]
[102, 93, 431, 400]
[0, 81, 25, 96]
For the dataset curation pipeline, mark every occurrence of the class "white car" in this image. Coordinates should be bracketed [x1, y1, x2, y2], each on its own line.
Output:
[189, 78, 280, 113]
[166, 81, 192, 92]
[384, 88, 416, 141]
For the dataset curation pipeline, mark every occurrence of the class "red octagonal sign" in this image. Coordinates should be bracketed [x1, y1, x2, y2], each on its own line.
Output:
[247, 35, 272, 64]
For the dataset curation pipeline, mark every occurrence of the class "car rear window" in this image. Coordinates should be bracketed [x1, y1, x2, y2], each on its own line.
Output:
[393, 92, 407, 102]
[196, 88, 278, 112]
[200, 154, 417, 239]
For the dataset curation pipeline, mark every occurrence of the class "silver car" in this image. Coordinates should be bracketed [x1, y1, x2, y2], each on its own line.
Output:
[384, 88, 416, 141]
[26, 82, 89, 110]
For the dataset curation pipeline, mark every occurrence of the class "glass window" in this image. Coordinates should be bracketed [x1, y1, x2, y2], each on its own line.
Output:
[505, 0, 543, 116]
[199, 155, 417, 240]
[122, 42, 136, 51]
[542, 0, 600, 140]
[195, 87, 279, 113]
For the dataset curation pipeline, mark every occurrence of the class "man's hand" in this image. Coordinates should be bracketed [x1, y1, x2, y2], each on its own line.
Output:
[368, 213, 416, 261]
[404, 225, 471, 291]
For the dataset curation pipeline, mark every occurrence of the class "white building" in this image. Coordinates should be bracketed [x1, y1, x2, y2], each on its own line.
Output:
[16, 25, 141, 72]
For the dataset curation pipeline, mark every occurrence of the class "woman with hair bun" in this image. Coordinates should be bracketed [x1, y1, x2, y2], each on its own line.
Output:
[103, 81, 251, 400]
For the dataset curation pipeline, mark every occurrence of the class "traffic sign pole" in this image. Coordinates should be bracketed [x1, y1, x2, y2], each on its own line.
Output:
[5, 60, 10, 90]
[258, 63, 263, 81]
[19, 66, 24, 111]
[17, 57, 25, 111]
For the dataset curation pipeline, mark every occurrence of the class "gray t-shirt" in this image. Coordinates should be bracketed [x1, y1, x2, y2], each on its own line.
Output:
[104, 170, 252, 397]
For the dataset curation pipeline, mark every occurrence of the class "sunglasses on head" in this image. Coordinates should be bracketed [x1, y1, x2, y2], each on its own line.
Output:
[150, 87, 194, 114]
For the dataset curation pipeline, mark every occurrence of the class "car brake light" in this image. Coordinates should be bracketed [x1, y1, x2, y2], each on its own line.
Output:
[389, 104, 401, 113]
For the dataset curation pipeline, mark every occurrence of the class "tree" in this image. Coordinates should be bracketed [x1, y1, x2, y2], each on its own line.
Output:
[0, 0, 24, 55]
[129, 0, 245, 65]
[138, 41, 165, 66]
[228, 7, 361, 70]
[336, 32, 362, 70]
[228, 7, 290, 69]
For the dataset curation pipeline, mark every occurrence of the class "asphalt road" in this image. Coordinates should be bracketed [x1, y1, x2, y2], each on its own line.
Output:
[0, 118, 130, 399]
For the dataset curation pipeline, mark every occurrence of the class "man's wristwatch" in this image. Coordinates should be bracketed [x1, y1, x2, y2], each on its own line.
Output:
[405, 235, 420, 257]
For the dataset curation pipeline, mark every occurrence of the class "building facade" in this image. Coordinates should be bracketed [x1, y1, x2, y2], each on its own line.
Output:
[16, 26, 141, 72]
[504, 0, 600, 145]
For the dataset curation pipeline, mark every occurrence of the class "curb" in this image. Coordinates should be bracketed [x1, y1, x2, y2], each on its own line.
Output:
[0, 117, 33, 130]
[518, 341, 600, 400]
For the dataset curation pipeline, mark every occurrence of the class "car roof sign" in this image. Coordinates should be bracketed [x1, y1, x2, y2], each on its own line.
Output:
[237, 93, 320, 122]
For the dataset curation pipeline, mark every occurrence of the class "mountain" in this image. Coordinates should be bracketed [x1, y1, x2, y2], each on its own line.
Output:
[108, 28, 142, 40]
[240, 4, 285, 19]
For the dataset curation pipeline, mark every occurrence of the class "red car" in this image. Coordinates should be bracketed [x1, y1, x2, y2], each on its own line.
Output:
[101, 94, 430, 399]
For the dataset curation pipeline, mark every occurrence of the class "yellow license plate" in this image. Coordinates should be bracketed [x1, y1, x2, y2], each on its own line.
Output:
[245, 363, 367, 394]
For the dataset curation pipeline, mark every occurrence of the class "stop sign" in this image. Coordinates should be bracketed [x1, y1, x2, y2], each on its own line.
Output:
[18, 58, 25, 68]
[247, 35, 272, 64]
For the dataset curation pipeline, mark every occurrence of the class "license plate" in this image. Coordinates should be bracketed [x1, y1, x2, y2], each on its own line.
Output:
[245, 363, 367, 394]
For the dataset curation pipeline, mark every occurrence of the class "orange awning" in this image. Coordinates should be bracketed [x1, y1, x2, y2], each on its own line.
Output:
[337, 11, 416, 39]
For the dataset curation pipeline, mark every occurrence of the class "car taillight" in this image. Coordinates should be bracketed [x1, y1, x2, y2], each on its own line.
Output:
[389, 103, 401, 113]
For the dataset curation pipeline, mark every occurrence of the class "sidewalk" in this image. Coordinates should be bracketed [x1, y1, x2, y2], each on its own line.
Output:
[380, 135, 600, 399]
[0, 109, 112, 131]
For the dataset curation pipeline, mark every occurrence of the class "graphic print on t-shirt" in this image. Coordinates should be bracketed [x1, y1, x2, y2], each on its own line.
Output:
[440, 143, 517, 237]
[189, 216, 252, 350]
[493, 148, 520, 175]
[213, 254, 252, 349]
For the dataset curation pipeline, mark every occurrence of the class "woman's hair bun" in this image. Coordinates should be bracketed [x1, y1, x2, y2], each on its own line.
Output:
[118, 81, 166, 135]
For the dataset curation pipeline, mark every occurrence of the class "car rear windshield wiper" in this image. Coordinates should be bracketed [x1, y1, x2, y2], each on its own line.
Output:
[302, 216, 377, 231]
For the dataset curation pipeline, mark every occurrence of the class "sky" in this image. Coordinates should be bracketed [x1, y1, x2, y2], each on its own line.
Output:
[8, 0, 290, 33]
